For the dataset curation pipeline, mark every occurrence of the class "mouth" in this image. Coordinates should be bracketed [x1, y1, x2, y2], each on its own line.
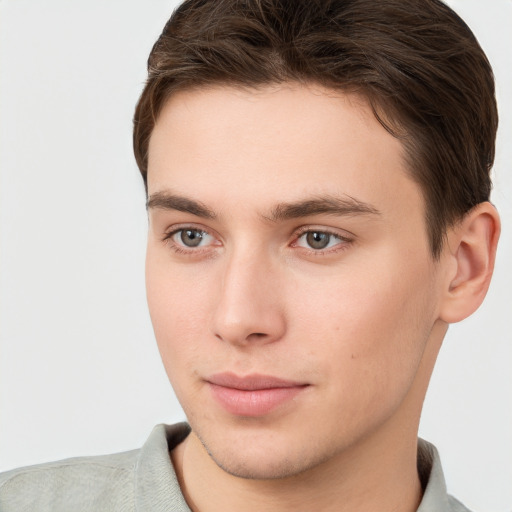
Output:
[205, 372, 310, 417]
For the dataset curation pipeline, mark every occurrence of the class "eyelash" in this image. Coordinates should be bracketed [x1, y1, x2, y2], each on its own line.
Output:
[161, 226, 353, 256]
[292, 227, 353, 255]
[162, 226, 216, 256]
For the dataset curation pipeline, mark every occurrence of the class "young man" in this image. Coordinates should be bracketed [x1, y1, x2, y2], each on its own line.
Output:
[0, 0, 502, 511]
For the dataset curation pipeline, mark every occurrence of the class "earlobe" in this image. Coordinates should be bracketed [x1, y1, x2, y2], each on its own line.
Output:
[439, 202, 501, 324]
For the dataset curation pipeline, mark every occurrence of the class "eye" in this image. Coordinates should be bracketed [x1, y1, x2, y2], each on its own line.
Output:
[295, 230, 347, 251]
[169, 228, 215, 248]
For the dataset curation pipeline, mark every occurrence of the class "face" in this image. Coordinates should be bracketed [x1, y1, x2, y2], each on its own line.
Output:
[146, 84, 445, 479]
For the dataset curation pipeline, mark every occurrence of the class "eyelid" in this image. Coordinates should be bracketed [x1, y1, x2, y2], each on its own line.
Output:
[293, 225, 354, 240]
[291, 225, 354, 253]
[163, 222, 216, 239]
[162, 223, 222, 253]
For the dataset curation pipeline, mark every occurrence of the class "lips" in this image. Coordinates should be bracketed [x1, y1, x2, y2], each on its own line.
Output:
[206, 372, 309, 417]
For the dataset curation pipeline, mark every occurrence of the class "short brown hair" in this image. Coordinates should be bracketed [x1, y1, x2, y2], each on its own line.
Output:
[133, 0, 497, 257]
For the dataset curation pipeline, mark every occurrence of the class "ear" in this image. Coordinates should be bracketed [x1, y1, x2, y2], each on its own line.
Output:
[439, 202, 501, 324]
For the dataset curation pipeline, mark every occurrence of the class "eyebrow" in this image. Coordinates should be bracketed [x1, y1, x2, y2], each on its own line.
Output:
[147, 191, 216, 219]
[147, 191, 381, 221]
[266, 195, 381, 222]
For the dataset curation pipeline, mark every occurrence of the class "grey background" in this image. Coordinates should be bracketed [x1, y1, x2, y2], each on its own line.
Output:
[1, 1, 511, 510]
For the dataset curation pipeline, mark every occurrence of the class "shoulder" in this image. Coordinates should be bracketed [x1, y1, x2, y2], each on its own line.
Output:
[0, 449, 138, 511]
[446, 495, 474, 512]
[0, 423, 191, 512]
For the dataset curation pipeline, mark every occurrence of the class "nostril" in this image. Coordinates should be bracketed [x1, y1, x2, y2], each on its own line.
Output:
[248, 332, 267, 340]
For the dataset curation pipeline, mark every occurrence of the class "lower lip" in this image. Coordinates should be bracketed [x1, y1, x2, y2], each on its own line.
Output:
[208, 383, 307, 417]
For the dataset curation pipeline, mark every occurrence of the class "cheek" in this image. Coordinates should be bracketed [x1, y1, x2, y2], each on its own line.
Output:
[145, 249, 213, 374]
[292, 253, 437, 391]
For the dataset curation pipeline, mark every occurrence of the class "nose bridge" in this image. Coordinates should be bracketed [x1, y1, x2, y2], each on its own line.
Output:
[211, 243, 285, 346]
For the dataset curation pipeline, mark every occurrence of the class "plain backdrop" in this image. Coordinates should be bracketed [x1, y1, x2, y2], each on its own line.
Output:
[0, 1, 511, 510]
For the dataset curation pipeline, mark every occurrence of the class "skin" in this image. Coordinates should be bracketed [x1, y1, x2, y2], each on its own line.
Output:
[145, 84, 499, 511]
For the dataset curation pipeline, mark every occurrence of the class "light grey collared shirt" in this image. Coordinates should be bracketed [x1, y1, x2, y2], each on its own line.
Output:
[0, 423, 470, 511]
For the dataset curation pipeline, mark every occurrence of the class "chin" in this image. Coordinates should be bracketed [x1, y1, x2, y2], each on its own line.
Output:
[208, 448, 317, 481]
[194, 425, 330, 481]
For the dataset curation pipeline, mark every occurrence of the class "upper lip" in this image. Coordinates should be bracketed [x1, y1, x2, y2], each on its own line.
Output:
[206, 372, 308, 391]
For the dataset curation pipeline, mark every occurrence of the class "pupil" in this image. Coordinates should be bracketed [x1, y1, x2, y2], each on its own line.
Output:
[306, 231, 330, 249]
[181, 229, 203, 247]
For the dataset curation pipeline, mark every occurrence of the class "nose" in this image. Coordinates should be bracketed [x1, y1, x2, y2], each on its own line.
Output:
[211, 247, 286, 347]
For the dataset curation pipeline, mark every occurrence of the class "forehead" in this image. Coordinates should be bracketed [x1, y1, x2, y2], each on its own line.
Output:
[147, 84, 424, 224]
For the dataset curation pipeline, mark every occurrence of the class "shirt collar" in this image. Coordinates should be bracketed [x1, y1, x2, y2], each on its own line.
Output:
[416, 438, 454, 511]
[135, 423, 192, 512]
